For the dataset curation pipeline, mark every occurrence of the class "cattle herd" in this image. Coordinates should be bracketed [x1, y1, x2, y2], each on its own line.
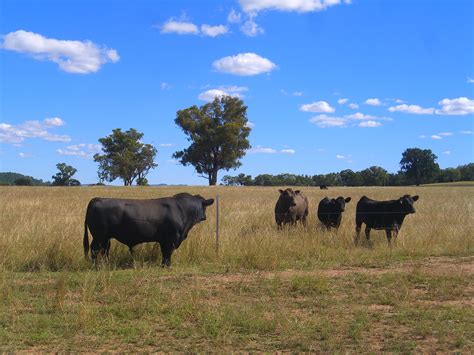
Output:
[83, 189, 419, 266]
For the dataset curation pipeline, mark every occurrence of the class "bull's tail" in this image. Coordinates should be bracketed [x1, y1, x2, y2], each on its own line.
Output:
[83, 199, 94, 258]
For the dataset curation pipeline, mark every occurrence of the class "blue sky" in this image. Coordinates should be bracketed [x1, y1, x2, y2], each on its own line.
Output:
[1, 0, 473, 185]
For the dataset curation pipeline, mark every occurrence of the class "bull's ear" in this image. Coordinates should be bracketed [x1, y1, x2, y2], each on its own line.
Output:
[412, 195, 419, 201]
[278, 189, 284, 194]
[295, 190, 300, 194]
[345, 197, 351, 203]
[203, 198, 214, 206]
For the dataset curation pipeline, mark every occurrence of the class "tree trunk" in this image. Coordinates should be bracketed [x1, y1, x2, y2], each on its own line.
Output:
[209, 169, 218, 186]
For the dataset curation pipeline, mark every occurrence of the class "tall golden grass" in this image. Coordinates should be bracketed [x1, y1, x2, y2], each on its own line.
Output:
[0, 185, 473, 272]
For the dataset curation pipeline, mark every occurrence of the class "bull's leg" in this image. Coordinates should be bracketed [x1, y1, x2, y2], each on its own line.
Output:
[302, 215, 308, 228]
[393, 225, 400, 244]
[160, 242, 174, 267]
[385, 229, 392, 246]
[105, 240, 111, 259]
[354, 223, 362, 245]
[365, 227, 373, 247]
[90, 239, 101, 263]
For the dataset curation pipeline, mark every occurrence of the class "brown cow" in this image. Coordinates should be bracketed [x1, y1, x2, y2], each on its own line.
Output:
[275, 188, 309, 229]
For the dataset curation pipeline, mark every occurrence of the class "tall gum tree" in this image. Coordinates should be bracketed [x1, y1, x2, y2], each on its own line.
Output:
[173, 96, 251, 185]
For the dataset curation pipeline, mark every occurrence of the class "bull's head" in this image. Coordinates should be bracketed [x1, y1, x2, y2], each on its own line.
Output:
[399, 194, 419, 214]
[194, 195, 215, 221]
[278, 188, 297, 207]
[334, 196, 351, 212]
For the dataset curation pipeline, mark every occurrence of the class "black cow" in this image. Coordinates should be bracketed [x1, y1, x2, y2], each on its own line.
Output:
[275, 188, 309, 229]
[83, 193, 214, 266]
[354, 194, 419, 245]
[317, 196, 351, 230]
[320, 185, 328, 190]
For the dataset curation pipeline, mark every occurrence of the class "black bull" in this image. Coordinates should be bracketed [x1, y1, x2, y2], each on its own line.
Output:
[83, 193, 214, 266]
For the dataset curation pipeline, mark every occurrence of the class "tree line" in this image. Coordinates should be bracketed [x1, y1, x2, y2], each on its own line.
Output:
[2, 96, 472, 187]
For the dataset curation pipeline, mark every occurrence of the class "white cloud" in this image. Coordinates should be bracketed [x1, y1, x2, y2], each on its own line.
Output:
[198, 89, 242, 102]
[438, 132, 453, 137]
[57, 143, 101, 158]
[309, 114, 347, 128]
[0, 119, 71, 144]
[443, 150, 451, 155]
[198, 86, 248, 102]
[44, 117, 65, 127]
[212, 52, 276, 76]
[245, 121, 255, 129]
[300, 101, 335, 113]
[293, 91, 303, 96]
[201, 24, 229, 37]
[240, 16, 265, 36]
[280, 149, 295, 154]
[358, 120, 381, 128]
[460, 130, 472, 134]
[348, 103, 359, 109]
[337, 98, 348, 104]
[345, 112, 376, 120]
[431, 135, 442, 140]
[467, 77, 474, 84]
[336, 154, 346, 159]
[435, 97, 474, 115]
[239, 0, 350, 13]
[228, 9, 242, 23]
[160, 82, 171, 90]
[250, 146, 277, 154]
[419, 135, 426, 139]
[395, 99, 405, 103]
[365, 98, 382, 106]
[19, 152, 33, 158]
[160, 20, 199, 34]
[1, 30, 119, 74]
[159, 143, 174, 147]
[388, 104, 434, 115]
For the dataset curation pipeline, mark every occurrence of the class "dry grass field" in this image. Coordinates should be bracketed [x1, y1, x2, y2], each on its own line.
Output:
[0, 184, 473, 351]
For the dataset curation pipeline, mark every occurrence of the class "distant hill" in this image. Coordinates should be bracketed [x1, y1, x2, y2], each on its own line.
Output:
[0, 172, 49, 186]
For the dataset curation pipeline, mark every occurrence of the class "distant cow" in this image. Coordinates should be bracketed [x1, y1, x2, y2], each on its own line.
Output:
[317, 196, 351, 230]
[275, 188, 309, 228]
[320, 185, 328, 190]
[83, 193, 214, 266]
[354, 194, 419, 245]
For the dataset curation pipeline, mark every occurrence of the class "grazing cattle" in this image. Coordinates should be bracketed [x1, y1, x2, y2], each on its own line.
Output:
[317, 196, 351, 230]
[354, 194, 419, 245]
[83, 193, 214, 266]
[320, 185, 328, 190]
[275, 188, 309, 229]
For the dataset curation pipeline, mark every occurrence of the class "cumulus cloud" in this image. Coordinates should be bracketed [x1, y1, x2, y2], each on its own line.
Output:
[358, 120, 381, 128]
[249, 146, 277, 154]
[19, 152, 33, 158]
[240, 16, 264, 36]
[300, 101, 335, 113]
[160, 20, 199, 34]
[245, 121, 255, 129]
[212, 52, 276, 76]
[388, 104, 434, 115]
[431, 135, 442, 140]
[467, 77, 474, 84]
[309, 112, 389, 128]
[337, 98, 349, 104]
[57, 143, 101, 158]
[365, 98, 382, 106]
[435, 97, 474, 115]
[348, 103, 359, 109]
[238, 0, 351, 13]
[0, 118, 70, 144]
[228, 9, 242, 23]
[44, 117, 65, 127]
[1, 30, 119, 74]
[201, 24, 229, 37]
[250, 146, 295, 154]
[198, 86, 248, 101]
[336, 154, 346, 159]
[309, 114, 347, 128]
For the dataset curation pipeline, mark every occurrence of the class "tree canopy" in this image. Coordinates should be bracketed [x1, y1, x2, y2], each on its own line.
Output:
[52, 163, 80, 186]
[400, 148, 439, 185]
[94, 128, 157, 186]
[173, 96, 251, 185]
